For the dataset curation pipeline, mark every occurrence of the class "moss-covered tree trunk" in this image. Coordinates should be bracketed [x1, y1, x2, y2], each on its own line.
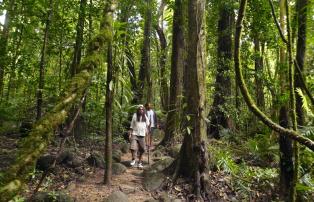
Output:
[160, 0, 186, 146]
[176, 0, 209, 199]
[208, 3, 233, 138]
[36, 0, 53, 120]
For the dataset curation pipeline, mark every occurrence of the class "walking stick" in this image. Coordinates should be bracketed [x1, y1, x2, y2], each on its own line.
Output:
[148, 143, 150, 165]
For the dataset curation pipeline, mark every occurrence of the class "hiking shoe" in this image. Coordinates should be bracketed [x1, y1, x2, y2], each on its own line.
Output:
[138, 162, 143, 169]
[130, 160, 136, 166]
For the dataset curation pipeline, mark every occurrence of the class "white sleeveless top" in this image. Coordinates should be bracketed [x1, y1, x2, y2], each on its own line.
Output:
[130, 113, 150, 136]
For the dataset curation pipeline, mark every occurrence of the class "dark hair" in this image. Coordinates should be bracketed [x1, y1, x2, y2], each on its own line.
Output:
[136, 107, 146, 122]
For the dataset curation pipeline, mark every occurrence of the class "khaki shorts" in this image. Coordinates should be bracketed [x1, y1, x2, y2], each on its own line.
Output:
[130, 135, 145, 153]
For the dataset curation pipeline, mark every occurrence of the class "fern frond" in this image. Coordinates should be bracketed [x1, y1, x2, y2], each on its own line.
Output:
[296, 88, 314, 117]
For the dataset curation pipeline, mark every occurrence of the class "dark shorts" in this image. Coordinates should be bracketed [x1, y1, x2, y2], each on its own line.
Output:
[130, 135, 145, 153]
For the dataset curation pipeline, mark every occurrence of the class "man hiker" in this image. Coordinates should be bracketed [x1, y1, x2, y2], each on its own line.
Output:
[145, 103, 158, 149]
[128, 105, 150, 168]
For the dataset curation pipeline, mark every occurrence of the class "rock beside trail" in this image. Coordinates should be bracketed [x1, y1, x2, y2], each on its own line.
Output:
[58, 150, 75, 163]
[120, 143, 129, 154]
[112, 163, 127, 175]
[33, 191, 74, 202]
[159, 192, 172, 202]
[143, 157, 174, 191]
[112, 149, 122, 162]
[58, 150, 82, 168]
[144, 157, 174, 175]
[168, 144, 181, 158]
[36, 155, 55, 171]
[144, 199, 159, 202]
[104, 191, 129, 202]
[119, 184, 136, 194]
[143, 171, 165, 191]
[86, 152, 105, 168]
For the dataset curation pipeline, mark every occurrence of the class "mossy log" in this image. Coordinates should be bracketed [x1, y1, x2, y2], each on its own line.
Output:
[234, 0, 314, 152]
[0, 23, 110, 201]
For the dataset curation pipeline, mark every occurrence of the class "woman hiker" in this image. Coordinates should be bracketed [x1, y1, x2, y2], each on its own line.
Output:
[128, 105, 150, 168]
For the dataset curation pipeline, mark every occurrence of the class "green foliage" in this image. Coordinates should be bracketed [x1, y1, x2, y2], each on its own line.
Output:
[207, 140, 278, 200]
[8, 195, 25, 202]
[245, 134, 279, 164]
[296, 88, 314, 118]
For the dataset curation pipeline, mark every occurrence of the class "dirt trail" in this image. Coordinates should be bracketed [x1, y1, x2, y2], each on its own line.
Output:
[68, 150, 153, 201]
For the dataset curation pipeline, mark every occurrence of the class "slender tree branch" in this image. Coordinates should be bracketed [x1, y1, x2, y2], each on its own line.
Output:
[268, 0, 288, 44]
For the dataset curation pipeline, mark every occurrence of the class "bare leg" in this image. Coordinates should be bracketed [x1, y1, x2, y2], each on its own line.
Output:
[138, 152, 143, 163]
[131, 150, 136, 160]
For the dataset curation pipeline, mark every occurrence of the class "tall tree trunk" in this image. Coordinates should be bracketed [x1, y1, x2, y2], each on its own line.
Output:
[208, 4, 233, 138]
[254, 38, 265, 108]
[119, 5, 137, 104]
[104, 0, 115, 185]
[36, 0, 53, 120]
[156, 25, 168, 111]
[295, 0, 307, 127]
[156, 0, 169, 111]
[0, 0, 15, 101]
[138, 0, 152, 103]
[278, 0, 294, 200]
[70, 0, 88, 139]
[70, 0, 87, 77]
[6, 22, 24, 101]
[176, 0, 209, 199]
[160, 0, 185, 146]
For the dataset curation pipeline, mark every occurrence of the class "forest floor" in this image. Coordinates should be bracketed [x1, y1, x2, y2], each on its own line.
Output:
[0, 131, 240, 202]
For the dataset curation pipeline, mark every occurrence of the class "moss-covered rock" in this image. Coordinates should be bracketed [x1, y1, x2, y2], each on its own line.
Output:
[144, 157, 174, 176]
[143, 172, 165, 191]
[112, 163, 127, 175]
[168, 144, 181, 158]
[104, 191, 128, 202]
[144, 199, 159, 202]
[159, 192, 172, 202]
[58, 150, 75, 164]
[33, 191, 74, 202]
[58, 150, 82, 168]
[112, 149, 122, 163]
[86, 152, 105, 168]
[120, 143, 129, 154]
[36, 155, 55, 171]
